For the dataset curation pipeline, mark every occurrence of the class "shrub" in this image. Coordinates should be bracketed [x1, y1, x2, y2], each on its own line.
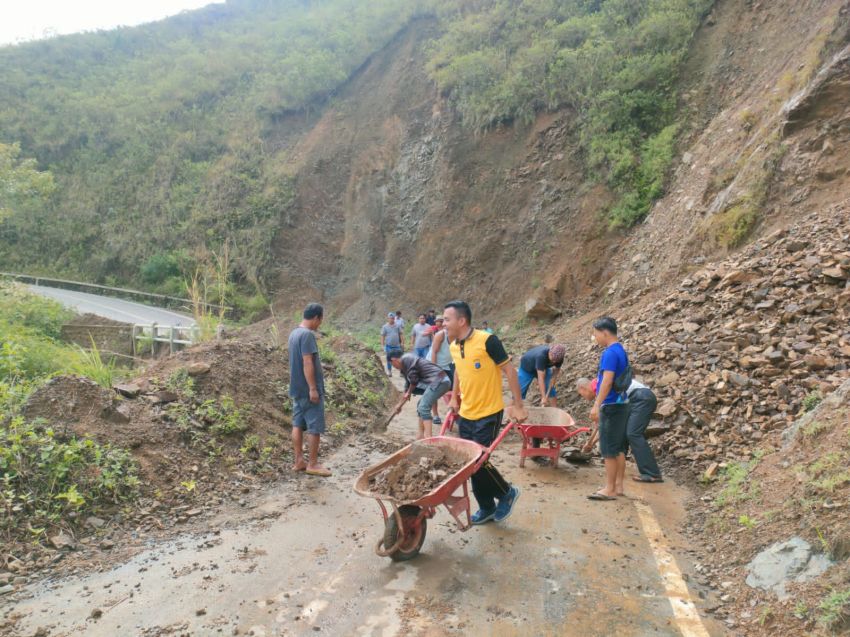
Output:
[0, 418, 139, 532]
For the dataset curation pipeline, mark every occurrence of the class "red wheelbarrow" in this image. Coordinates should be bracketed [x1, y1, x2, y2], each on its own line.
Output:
[513, 406, 589, 468]
[353, 421, 515, 561]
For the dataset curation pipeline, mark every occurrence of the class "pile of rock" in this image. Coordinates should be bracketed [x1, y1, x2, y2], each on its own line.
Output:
[564, 205, 850, 475]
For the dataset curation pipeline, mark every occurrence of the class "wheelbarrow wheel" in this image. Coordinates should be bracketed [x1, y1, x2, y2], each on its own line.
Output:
[383, 505, 427, 561]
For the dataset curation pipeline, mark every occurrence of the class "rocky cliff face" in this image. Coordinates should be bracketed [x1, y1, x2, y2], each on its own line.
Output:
[266, 2, 850, 329]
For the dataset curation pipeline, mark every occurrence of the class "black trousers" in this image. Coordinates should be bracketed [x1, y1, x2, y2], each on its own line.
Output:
[457, 411, 511, 511]
[626, 388, 662, 478]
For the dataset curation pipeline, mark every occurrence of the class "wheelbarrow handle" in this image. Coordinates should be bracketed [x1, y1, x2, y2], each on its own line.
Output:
[473, 420, 516, 471]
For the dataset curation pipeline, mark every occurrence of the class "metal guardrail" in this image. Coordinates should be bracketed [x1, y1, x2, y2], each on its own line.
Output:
[0, 271, 233, 316]
[132, 323, 200, 356]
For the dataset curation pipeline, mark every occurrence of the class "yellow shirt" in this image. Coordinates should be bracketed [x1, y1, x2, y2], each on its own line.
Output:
[449, 328, 508, 420]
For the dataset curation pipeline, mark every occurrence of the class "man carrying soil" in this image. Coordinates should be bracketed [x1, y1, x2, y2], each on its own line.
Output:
[288, 303, 331, 477]
[388, 351, 451, 439]
[444, 300, 528, 524]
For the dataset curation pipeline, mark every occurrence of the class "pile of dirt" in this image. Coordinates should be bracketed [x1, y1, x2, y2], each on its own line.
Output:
[10, 323, 394, 578]
[22, 375, 130, 440]
[555, 203, 850, 480]
[368, 444, 468, 502]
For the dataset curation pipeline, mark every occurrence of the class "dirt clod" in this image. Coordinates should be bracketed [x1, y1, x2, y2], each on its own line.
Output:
[368, 444, 468, 501]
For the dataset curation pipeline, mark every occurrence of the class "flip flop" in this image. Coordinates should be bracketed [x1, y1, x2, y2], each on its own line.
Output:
[632, 476, 664, 483]
[306, 468, 332, 477]
[292, 465, 307, 472]
[587, 492, 617, 501]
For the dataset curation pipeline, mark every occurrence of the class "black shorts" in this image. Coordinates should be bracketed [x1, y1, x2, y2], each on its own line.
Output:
[599, 402, 629, 458]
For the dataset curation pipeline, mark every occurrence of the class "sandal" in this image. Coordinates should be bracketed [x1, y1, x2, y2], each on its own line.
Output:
[587, 492, 617, 501]
[632, 476, 664, 483]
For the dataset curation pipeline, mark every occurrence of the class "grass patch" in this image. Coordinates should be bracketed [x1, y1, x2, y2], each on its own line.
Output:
[803, 391, 824, 413]
[802, 419, 832, 438]
[713, 452, 764, 507]
[818, 588, 850, 631]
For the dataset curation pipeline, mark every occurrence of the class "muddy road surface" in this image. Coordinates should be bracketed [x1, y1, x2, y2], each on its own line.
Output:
[6, 378, 724, 636]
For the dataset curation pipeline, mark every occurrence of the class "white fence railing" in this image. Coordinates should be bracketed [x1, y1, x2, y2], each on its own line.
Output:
[132, 323, 200, 356]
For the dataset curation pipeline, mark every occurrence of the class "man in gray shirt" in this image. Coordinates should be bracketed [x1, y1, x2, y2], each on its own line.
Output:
[288, 303, 330, 477]
[380, 312, 404, 376]
[388, 351, 451, 439]
[411, 314, 432, 358]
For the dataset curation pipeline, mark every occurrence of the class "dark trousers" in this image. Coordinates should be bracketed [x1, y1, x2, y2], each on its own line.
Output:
[626, 389, 662, 479]
[457, 411, 511, 511]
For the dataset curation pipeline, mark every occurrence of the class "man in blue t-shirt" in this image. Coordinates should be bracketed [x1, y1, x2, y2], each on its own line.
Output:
[588, 316, 630, 501]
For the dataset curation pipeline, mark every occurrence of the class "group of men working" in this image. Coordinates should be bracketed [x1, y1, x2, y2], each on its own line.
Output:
[287, 300, 662, 522]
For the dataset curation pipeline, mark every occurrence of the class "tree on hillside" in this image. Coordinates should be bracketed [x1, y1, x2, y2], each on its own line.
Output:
[0, 142, 54, 224]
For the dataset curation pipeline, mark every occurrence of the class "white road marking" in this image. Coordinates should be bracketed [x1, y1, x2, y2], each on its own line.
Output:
[634, 500, 712, 637]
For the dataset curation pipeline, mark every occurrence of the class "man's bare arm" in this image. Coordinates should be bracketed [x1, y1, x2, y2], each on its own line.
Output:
[303, 354, 319, 403]
[430, 331, 443, 364]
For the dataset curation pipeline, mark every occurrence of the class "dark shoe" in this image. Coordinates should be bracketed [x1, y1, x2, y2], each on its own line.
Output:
[493, 486, 520, 522]
[632, 475, 664, 483]
[532, 456, 550, 466]
[471, 508, 496, 525]
[433, 416, 442, 425]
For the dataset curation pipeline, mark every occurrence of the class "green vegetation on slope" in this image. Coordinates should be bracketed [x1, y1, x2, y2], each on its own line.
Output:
[427, 0, 712, 225]
[0, 284, 139, 539]
[0, 0, 423, 294]
[0, 0, 711, 295]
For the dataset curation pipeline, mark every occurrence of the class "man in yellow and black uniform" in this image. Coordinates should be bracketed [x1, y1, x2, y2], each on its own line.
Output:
[444, 300, 528, 525]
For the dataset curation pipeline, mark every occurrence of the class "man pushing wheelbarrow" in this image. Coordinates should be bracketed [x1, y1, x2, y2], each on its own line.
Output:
[443, 300, 528, 524]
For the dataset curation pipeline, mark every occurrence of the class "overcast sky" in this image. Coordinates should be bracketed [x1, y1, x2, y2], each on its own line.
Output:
[0, 1, 219, 46]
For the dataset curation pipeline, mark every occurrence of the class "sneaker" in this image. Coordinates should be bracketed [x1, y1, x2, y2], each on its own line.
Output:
[433, 416, 442, 425]
[532, 456, 550, 466]
[470, 508, 496, 525]
[493, 486, 521, 522]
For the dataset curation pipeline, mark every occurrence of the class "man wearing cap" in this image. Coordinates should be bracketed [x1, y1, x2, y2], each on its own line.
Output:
[380, 313, 405, 377]
[518, 343, 567, 462]
[518, 343, 567, 407]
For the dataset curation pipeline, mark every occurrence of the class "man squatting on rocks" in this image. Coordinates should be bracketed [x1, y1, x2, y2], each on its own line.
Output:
[380, 312, 405, 377]
[288, 303, 331, 477]
[444, 300, 527, 524]
[388, 351, 452, 439]
[577, 376, 663, 483]
[588, 316, 631, 500]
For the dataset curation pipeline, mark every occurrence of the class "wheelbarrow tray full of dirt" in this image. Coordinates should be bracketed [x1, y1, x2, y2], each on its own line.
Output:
[354, 422, 514, 561]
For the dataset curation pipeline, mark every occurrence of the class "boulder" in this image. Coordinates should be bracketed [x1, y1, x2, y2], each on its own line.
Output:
[187, 362, 211, 376]
[745, 537, 832, 599]
[524, 295, 561, 321]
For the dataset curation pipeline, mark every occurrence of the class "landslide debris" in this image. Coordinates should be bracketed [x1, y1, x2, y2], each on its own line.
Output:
[559, 204, 850, 478]
[4, 325, 392, 582]
[368, 443, 469, 502]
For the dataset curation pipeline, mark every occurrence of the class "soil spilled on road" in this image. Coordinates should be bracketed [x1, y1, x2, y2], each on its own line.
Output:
[369, 443, 469, 501]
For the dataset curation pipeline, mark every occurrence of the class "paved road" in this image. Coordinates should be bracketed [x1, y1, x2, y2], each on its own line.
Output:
[27, 285, 195, 325]
[9, 378, 724, 637]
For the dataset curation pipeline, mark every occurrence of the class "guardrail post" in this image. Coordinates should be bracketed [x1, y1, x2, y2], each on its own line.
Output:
[131, 325, 137, 358]
[169, 326, 175, 355]
[151, 322, 157, 356]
